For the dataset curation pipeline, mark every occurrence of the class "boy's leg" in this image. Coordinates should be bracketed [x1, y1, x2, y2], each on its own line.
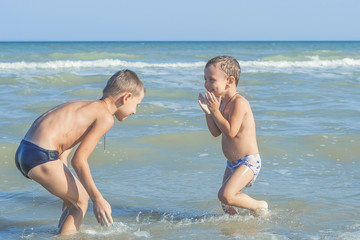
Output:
[220, 167, 238, 215]
[218, 165, 267, 212]
[28, 160, 89, 234]
[58, 206, 70, 228]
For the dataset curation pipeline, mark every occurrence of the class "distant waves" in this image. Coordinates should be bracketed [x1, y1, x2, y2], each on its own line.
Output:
[1, 57, 359, 74]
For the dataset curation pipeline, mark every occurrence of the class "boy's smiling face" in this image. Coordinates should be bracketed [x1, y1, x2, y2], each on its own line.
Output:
[204, 64, 228, 97]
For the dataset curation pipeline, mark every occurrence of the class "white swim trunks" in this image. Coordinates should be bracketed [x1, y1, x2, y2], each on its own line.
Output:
[226, 154, 261, 187]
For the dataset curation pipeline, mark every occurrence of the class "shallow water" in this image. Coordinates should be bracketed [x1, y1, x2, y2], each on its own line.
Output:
[0, 41, 360, 239]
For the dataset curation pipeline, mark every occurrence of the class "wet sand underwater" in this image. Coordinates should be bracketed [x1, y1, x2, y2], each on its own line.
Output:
[0, 41, 360, 239]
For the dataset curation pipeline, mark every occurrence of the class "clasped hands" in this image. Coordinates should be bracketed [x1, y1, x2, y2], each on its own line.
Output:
[198, 92, 221, 114]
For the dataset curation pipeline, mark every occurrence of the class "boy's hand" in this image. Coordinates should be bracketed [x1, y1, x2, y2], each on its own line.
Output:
[93, 197, 113, 227]
[205, 92, 221, 113]
[198, 93, 211, 114]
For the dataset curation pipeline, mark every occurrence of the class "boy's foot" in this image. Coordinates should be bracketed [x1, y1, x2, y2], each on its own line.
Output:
[253, 201, 268, 217]
[221, 203, 238, 215]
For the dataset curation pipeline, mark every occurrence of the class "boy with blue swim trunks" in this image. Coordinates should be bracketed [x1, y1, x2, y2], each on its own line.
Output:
[198, 56, 268, 216]
[15, 69, 145, 234]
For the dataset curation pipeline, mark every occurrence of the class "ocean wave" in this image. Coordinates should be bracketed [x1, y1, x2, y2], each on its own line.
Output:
[241, 57, 360, 70]
[0, 57, 359, 72]
[0, 59, 206, 70]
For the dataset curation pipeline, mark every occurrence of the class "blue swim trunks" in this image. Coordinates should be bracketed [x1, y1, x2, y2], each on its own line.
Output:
[15, 140, 59, 179]
[226, 154, 261, 187]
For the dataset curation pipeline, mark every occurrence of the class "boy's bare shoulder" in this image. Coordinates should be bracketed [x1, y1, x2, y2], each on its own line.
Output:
[234, 94, 251, 110]
[70, 100, 114, 128]
[87, 101, 114, 125]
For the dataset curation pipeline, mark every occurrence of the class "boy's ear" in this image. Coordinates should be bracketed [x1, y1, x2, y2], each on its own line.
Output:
[227, 76, 236, 86]
[114, 92, 132, 107]
[122, 92, 132, 104]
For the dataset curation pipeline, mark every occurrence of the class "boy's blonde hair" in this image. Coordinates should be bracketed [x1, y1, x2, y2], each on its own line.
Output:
[102, 69, 144, 98]
[205, 56, 241, 86]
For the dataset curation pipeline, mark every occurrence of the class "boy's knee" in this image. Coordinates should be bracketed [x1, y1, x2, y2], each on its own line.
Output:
[218, 190, 235, 206]
[75, 193, 89, 211]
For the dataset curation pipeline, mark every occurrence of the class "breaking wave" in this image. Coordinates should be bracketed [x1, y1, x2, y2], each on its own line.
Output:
[0, 57, 359, 71]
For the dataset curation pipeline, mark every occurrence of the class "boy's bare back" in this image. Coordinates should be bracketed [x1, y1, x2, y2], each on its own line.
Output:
[15, 69, 145, 234]
[24, 100, 113, 155]
[221, 94, 259, 162]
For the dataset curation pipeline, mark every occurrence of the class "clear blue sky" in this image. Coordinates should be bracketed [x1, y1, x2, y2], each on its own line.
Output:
[1, 0, 359, 41]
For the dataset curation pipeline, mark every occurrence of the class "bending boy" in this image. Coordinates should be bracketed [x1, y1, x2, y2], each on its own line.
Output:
[15, 69, 145, 234]
[198, 56, 268, 215]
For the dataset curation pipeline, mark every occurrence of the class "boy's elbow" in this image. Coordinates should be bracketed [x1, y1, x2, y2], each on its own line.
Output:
[210, 129, 221, 137]
[226, 131, 237, 139]
[71, 158, 85, 171]
[212, 132, 221, 137]
[70, 160, 79, 171]
[229, 133, 237, 139]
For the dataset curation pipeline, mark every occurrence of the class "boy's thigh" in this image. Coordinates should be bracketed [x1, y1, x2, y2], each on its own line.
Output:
[222, 165, 254, 193]
[222, 166, 233, 184]
[28, 160, 88, 205]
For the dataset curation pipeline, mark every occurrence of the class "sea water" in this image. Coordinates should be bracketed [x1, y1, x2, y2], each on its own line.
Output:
[0, 41, 359, 239]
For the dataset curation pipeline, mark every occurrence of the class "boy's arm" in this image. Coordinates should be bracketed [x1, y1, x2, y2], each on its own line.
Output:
[205, 113, 222, 137]
[71, 115, 114, 227]
[207, 93, 245, 138]
[199, 93, 221, 137]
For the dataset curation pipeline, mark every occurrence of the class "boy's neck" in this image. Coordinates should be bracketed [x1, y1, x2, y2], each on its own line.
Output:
[222, 89, 238, 102]
[100, 97, 117, 114]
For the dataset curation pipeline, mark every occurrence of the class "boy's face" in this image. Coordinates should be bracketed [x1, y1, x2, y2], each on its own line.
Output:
[204, 64, 228, 97]
[114, 90, 144, 121]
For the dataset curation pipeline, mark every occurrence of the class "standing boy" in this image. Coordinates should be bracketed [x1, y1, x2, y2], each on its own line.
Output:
[198, 56, 268, 216]
[15, 69, 145, 234]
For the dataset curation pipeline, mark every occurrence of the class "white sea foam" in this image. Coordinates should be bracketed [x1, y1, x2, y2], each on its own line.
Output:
[0, 59, 206, 71]
[241, 57, 360, 73]
[0, 57, 359, 73]
[81, 222, 151, 238]
[274, 169, 292, 176]
[338, 224, 360, 239]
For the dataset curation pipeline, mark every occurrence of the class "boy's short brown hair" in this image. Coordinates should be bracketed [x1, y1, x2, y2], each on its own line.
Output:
[103, 69, 144, 98]
[205, 56, 241, 86]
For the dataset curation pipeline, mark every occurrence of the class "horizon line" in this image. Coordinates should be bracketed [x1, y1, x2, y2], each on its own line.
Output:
[1, 40, 360, 43]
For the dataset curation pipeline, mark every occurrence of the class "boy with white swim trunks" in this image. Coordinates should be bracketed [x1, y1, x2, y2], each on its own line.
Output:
[198, 56, 268, 215]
